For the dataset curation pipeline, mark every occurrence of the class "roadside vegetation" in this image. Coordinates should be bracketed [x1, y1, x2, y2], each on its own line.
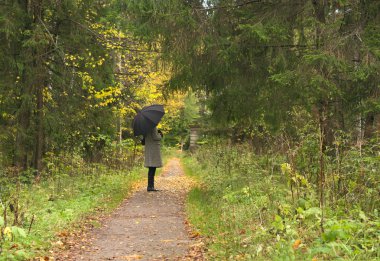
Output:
[183, 137, 379, 260]
[0, 146, 145, 260]
[0, 2, 191, 259]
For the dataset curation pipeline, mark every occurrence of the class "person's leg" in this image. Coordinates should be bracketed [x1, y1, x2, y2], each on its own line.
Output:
[147, 167, 154, 189]
[147, 167, 158, 191]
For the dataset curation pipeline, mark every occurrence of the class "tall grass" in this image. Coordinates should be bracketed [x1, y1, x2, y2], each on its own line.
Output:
[0, 143, 149, 261]
[183, 140, 380, 260]
[0, 145, 178, 260]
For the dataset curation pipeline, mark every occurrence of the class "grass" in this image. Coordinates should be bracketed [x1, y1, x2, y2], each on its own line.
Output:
[183, 155, 277, 260]
[0, 165, 145, 260]
[0, 146, 177, 260]
[182, 146, 380, 260]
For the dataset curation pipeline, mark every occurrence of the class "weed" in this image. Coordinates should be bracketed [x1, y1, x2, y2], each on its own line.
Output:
[183, 140, 380, 260]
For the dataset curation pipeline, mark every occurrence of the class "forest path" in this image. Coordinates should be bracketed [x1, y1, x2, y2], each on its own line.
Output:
[58, 157, 203, 260]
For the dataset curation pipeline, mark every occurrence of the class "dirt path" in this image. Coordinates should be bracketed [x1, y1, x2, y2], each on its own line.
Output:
[57, 157, 202, 260]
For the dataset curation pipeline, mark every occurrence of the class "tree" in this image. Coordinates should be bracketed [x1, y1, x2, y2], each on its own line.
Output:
[126, 0, 380, 142]
[0, 0, 168, 175]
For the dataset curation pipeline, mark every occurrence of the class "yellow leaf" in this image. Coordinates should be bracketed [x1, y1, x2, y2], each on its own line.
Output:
[292, 239, 301, 250]
[3, 227, 12, 239]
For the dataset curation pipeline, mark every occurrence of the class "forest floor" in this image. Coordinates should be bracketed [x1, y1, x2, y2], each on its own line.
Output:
[54, 157, 204, 261]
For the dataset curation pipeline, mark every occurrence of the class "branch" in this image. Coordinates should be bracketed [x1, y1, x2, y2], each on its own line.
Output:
[159, 0, 307, 16]
[260, 44, 318, 48]
[114, 72, 143, 76]
[69, 19, 161, 53]
[37, 17, 66, 62]
[210, 42, 318, 49]
[201, 0, 263, 11]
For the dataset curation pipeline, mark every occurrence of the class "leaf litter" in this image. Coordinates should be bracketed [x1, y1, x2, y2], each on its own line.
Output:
[53, 157, 205, 260]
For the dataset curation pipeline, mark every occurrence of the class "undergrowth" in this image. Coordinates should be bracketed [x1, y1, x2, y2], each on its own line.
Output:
[0, 162, 144, 260]
[183, 141, 379, 260]
[0, 146, 177, 260]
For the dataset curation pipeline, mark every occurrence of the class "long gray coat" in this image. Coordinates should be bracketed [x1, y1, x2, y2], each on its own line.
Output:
[144, 127, 163, 168]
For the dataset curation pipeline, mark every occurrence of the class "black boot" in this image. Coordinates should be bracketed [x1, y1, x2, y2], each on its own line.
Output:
[147, 167, 158, 192]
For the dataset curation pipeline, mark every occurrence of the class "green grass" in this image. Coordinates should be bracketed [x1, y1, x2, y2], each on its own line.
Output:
[182, 148, 380, 261]
[0, 146, 177, 260]
[0, 166, 144, 260]
[183, 155, 278, 260]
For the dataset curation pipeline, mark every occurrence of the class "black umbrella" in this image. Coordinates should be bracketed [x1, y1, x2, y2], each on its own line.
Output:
[133, 104, 165, 136]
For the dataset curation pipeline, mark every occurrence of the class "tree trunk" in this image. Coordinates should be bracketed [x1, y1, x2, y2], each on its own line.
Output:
[33, 83, 44, 176]
[375, 114, 380, 136]
[31, 0, 46, 179]
[14, 100, 31, 171]
[318, 101, 326, 233]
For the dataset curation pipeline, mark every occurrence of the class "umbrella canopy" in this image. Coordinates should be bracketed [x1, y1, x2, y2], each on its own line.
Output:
[133, 105, 165, 136]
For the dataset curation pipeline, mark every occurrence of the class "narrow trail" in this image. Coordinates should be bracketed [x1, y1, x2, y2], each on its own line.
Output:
[57, 157, 203, 260]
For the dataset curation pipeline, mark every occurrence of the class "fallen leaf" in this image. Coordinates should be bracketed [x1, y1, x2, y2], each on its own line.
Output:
[58, 230, 69, 237]
[161, 239, 174, 242]
[292, 239, 301, 250]
[122, 254, 143, 260]
[10, 244, 18, 249]
[190, 231, 200, 238]
[53, 240, 64, 247]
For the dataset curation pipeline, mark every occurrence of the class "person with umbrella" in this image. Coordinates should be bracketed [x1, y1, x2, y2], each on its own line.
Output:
[133, 105, 165, 192]
[143, 127, 163, 191]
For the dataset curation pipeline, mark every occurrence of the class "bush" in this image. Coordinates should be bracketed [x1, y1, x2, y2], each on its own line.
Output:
[183, 138, 380, 260]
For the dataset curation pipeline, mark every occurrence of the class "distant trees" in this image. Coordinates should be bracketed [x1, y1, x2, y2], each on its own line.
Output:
[0, 0, 163, 176]
[125, 0, 380, 231]
[126, 0, 380, 145]
[1, 0, 378, 179]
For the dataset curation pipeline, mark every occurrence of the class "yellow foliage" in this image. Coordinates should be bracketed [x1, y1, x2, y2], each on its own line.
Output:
[281, 163, 292, 175]
[43, 87, 53, 103]
[78, 72, 94, 89]
[3, 227, 12, 239]
[69, 23, 187, 135]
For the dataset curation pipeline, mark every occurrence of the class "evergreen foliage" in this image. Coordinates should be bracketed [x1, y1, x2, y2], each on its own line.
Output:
[127, 0, 380, 138]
